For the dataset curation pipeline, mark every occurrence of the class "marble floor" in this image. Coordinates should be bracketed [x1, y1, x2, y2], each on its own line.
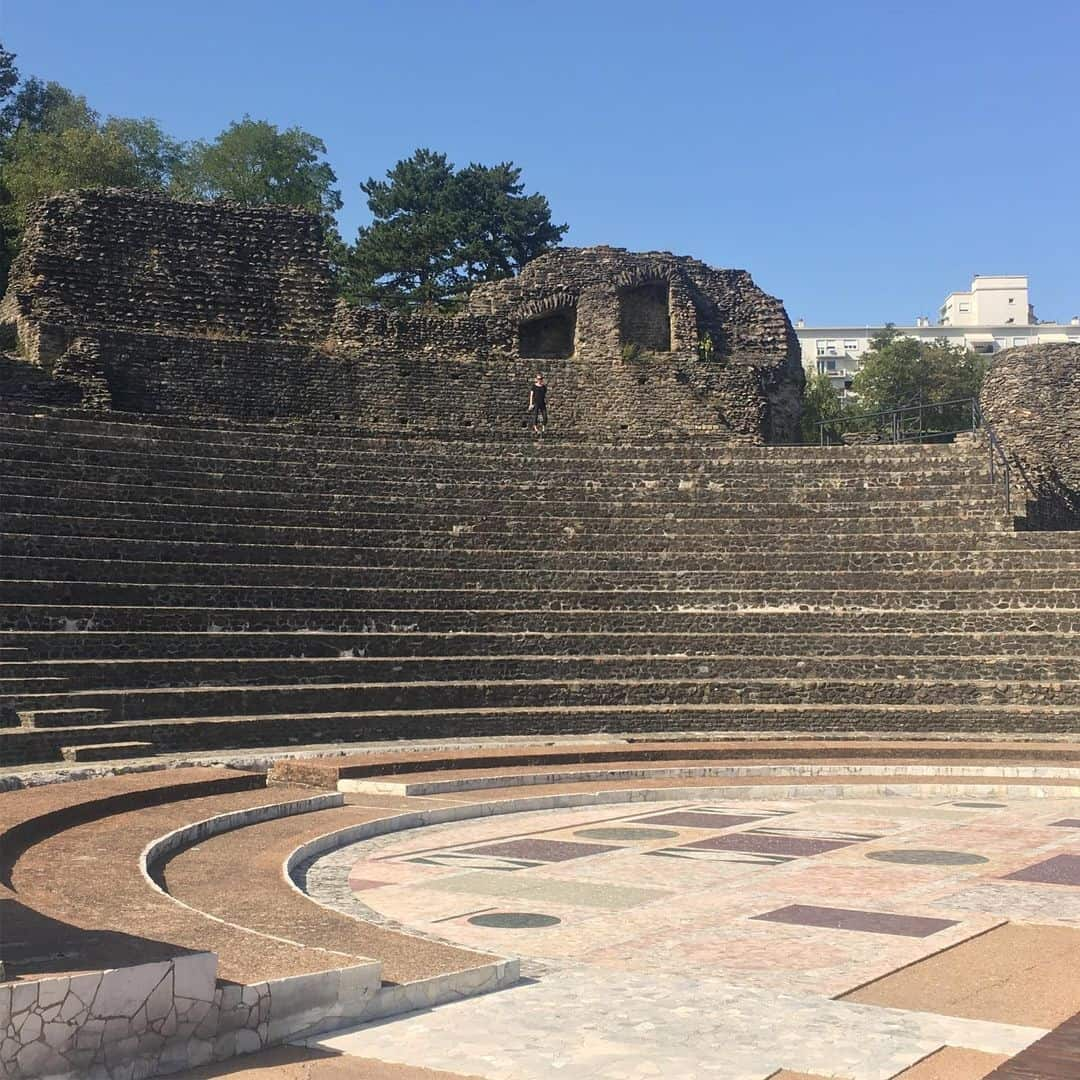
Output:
[299, 794, 1080, 1079]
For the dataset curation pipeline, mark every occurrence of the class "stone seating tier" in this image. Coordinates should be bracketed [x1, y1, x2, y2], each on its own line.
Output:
[2, 408, 1079, 765]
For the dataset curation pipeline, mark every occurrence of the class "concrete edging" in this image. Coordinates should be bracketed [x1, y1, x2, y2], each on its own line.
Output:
[339, 761, 1080, 796]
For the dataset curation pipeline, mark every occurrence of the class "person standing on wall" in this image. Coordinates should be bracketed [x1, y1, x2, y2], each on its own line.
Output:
[528, 373, 548, 435]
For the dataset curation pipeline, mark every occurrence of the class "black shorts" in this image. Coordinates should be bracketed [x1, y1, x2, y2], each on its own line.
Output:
[530, 405, 548, 425]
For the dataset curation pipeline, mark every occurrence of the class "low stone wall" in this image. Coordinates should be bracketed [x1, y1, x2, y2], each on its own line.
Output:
[0, 953, 219, 1079]
[1, 793, 375, 1079]
[980, 343, 1080, 528]
[0, 951, 384, 1080]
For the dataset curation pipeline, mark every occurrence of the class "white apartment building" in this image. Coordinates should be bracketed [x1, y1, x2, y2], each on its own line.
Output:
[796, 275, 1080, 394]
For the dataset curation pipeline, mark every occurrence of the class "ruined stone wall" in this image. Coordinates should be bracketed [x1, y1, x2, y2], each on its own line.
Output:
[2, 188, 336, 358]
[980, 342, 1080, 528]
[469, 246, 804, 441]
[70, 329, 757, 437]
[2, 190, 803, 441]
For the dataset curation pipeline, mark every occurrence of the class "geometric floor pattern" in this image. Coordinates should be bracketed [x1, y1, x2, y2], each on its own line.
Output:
[300, 795, 1080, 1079]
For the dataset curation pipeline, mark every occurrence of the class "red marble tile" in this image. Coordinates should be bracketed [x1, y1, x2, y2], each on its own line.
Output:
[458, 838, 618, 862]
[628, 811, 767, 829]
[682, 833, 854, 857]
[1002, 853, 1080, 886]
[751, 904, 958, 938]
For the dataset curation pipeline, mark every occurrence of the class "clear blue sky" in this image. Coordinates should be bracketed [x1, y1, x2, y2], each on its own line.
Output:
[4, 0, 1078, 325]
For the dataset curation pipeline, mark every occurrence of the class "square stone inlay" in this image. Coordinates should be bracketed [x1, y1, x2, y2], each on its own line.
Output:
[682, 833, 854, 857]
[1002, 853, 1080, 887]
[629, 811, 766, 829]
[752, 904, 959, 938]
[458, 838, 618, 862]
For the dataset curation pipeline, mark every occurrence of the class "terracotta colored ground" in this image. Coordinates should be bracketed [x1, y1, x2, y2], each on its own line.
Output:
[6, 783, 369, 982]
[843, 924, 1080, 1028]
[177, 1044, 483, 1079]
[160, 797, 498, 985]
[892, 1048, 1010, 1079]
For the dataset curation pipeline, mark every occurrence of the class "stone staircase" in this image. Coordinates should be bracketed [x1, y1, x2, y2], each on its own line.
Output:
[1, 408, 1079, 764]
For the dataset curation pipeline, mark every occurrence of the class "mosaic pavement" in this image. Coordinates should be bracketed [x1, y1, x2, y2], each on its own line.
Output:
[301, 795, 1080, 1079]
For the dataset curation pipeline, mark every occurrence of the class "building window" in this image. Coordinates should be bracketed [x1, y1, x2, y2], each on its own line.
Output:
[843, 339, 858, 351]
[958, 303, 970, 313]
[1013, 337, 1029, 347]
[825, 359, 837, 372]
[1008, 297, 1015, 304]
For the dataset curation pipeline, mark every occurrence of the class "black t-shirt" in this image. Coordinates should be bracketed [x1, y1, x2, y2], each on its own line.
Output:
[531, 384, 547, 408]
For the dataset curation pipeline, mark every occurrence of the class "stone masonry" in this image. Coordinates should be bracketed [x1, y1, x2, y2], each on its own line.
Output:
[1, 189, 804, 442]
[980, 342, 1080, 528]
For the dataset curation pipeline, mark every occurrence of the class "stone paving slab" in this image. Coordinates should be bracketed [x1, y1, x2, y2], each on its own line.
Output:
[287, 791, 1080, 1078]
[306, 966, 1045, 1080]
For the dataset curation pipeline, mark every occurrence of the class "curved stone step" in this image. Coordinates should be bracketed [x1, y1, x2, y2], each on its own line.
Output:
[0, 491, 1008, 528]
[6, 628, 1080, 661]
[0, 511, 1012, 547]
[6, 531, 1079, 570]
[3, 579, 1075, 613]
[6, 555, 1080, 592]
[6, 603, 1080, 635]
[9, 674, 1080, 727]
[5, 653, 1079, 692]
[4, 456, 999, 494]
[3, 701, 1077, 764]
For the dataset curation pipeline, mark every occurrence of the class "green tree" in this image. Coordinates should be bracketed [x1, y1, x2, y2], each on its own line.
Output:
[851, 325, 989, 433]
[0, 55, 188, 289]
[0, 44, 19, 287]
[350, 149, 566, 308]
[178, 118, 342, 221]
[102, 117, 186, 189]
[800, 369, 846, 443]
[1, 77, 97, 137]
[0, 45, 18, 117]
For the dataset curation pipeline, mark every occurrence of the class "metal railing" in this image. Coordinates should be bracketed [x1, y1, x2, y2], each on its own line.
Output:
[817, 396, 980, 446]
[817, 397, 1027, 517]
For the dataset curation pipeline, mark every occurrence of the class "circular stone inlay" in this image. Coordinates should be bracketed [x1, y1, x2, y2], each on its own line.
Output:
[953, 802, 1006, 809]
[574, 827, 680, 841]
[468, 912, 561, 929]
[867, 849, 990, 866]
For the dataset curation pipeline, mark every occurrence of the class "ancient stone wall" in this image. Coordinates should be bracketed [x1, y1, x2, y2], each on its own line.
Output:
[1, 189, 336, 357]
[2, 190, 804, 441]
[980, 342, 1080, 528]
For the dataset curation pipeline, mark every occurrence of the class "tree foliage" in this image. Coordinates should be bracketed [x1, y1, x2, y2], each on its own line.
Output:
[800, 370, 845, 443]
[851, 325, 989, 431]
[177, 118, 342, 221]
[350, 149, 566, 308]
[0, 44, 565, 307]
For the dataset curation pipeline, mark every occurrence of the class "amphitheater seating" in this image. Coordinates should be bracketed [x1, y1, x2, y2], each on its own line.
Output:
[2, 406, 1080, 764]
[0, 767, 495, 986]
[3, 737, 1080, 1076]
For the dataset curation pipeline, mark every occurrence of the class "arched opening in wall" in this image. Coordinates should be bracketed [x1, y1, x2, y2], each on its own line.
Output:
[619, 282, 671, 352]
[519, 309, 575, 359]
